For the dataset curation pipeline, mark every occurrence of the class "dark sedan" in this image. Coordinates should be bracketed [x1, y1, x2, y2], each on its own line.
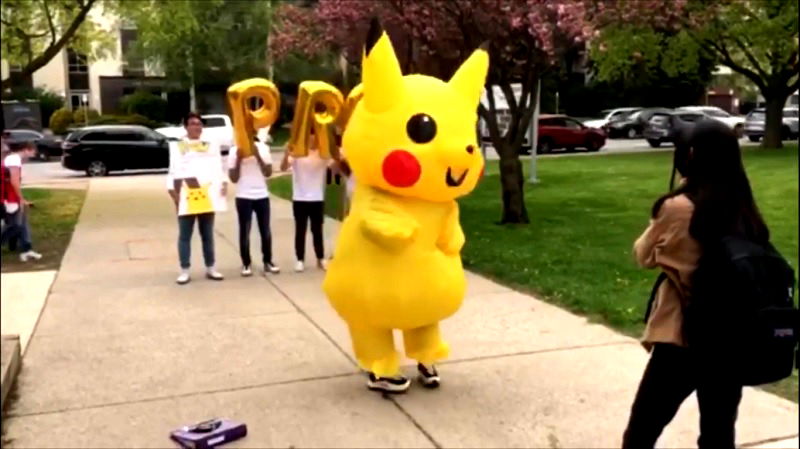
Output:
[604, 108, 673, 139]
[643, 111, 706, 147]
[61, 125, 169, 177]
[5, 129, 64, 161]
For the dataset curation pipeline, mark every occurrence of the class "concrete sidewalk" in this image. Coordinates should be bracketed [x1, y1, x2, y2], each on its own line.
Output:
[1, 174, 797, 448]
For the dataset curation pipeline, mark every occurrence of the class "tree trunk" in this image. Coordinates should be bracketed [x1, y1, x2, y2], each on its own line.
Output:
[498, 148, 529, 224]
[763, 93, 787, 149]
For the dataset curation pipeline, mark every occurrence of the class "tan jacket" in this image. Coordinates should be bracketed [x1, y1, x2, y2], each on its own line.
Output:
[634, 194, 701, 349]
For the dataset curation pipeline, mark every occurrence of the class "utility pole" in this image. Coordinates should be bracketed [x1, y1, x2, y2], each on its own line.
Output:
[529, 77, 541, 184]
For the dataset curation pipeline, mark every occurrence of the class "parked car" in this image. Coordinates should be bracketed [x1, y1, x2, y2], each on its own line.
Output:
[536, 114, 606, 154]
[5, 128, 64, 161]
[744, 108, 799, 142]
[156, 114, 234, 154]
[61, 125, 170, 177]
[676, 106, 745, 137]
[604, 108, 672, 139]
[582, 107, 641, 129]
[643, 111, 707, 148]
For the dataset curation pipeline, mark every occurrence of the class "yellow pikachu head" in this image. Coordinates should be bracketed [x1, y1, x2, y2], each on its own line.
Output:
[343, 19, 489, 203]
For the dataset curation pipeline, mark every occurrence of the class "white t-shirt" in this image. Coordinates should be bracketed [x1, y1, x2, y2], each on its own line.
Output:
[290, 152, 328, 202]
[228, 142, 272, 199]
[3, 153, 22, 212]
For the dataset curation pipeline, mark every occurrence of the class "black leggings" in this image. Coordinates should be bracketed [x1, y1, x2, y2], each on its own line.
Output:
[623, 343, 743, 449]
[292, 201, 324, 261]
[236, 197, 272, 267]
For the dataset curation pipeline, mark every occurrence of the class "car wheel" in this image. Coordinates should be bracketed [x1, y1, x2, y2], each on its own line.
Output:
[748, 135, 761, 143]
[585, 140, 600, 152]
[781, 126, 791, 141]
[86, 161, 108, 177]
[734, 124, 743, 138]
[626, 127, 637, 139]
[647, 139, 661, 148]
[39, 150, 50, 162]
[537, 139, 553, 154]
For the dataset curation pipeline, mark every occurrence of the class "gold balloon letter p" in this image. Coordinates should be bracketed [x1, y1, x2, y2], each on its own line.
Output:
[226, 78, 280, 158]
[288, 81, 344, 159]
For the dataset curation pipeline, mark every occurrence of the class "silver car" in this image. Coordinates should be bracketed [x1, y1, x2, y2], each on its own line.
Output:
[744, 108, 799, 142]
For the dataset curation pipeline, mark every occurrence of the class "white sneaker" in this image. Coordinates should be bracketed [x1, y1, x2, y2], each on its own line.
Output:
[176, 270, 191, 285]
[294, 261, 305, 272]
[19, 250, 42, 262]
[241, 266, 253, 277]
[206, 267, 224, 281]
[317, 259, 327, 271]
[265, 263, 280, 274]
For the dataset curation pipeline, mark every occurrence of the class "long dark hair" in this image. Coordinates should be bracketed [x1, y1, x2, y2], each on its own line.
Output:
[652, 119, 769, 246]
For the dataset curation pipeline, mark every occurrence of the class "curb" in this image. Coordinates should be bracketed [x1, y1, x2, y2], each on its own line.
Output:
[1, 334, 21, 412]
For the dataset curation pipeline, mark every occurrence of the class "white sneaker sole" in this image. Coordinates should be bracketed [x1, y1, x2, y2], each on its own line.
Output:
[367, 377, 411, 394]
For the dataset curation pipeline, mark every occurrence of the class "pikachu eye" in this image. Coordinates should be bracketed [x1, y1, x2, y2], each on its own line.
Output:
[406, 113, 437, 144]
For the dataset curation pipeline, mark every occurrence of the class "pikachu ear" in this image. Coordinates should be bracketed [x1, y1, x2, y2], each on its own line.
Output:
[361, 18, 405, 113]
[449, 42, 490, 108]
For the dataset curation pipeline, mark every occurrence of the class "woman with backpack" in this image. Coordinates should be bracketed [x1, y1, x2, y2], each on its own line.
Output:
[623, 120, 773, 448]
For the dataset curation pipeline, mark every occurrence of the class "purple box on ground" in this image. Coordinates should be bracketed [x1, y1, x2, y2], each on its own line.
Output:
[170, 418, 247, 449]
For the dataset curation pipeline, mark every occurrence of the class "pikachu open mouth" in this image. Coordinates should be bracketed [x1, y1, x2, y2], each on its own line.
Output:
[445, 167, 469, 187]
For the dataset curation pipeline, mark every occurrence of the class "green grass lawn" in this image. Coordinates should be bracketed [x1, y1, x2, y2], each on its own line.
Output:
[270, 145, 799, 401]
[1, 188, 87, 273]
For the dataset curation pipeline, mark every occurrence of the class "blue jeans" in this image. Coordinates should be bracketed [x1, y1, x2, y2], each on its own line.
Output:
[178, 213, 215, 269]
[236, 197, 272, 267]
[1, 208, 33, 253]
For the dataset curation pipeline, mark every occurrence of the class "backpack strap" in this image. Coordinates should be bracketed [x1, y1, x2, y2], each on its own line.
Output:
[644, 272, 669, 324]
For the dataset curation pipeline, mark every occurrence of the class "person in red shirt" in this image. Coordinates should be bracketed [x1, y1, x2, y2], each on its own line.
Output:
[1, 140, 42, 261]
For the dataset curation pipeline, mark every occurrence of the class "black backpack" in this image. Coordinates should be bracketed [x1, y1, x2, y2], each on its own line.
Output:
[684, 236, 798, 386]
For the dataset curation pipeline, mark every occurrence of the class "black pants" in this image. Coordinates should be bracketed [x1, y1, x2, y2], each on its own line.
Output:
[292, 200, 324, 261]
[236, 197, 272, 267]
[623, 344, 743, 449]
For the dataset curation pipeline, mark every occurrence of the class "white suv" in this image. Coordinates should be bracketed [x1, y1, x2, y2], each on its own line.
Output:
[156, 114, 235, 154]
[676, 106, 745, 136]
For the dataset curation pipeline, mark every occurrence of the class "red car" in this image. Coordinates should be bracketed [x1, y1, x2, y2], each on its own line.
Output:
[536, 114, 606, 154]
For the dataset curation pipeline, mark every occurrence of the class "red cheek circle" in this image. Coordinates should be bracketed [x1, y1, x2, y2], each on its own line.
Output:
[479, 164, 485, 181]
[382, 150, 421, 188]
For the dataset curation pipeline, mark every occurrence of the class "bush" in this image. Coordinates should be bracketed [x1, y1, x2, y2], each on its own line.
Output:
[49, 108, 74, 135]
[72, 107, 100, 125]
[119, 90, 167, 122]
[89, 114, 164, 129]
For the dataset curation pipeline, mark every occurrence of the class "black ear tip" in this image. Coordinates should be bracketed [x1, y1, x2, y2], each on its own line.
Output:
[479, 41, 490, 51]
[365, 17, 383, 56]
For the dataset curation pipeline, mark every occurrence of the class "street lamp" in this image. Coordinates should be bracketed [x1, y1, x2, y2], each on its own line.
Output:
[81, 94, 89, 126]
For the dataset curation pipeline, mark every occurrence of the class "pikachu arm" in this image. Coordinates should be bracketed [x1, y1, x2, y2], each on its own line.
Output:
[437, 201, 465, 256]
[359, 196, 419, 250]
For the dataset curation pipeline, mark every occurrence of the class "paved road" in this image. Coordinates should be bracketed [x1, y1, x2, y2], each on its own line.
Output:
[3, 174, 797, 448]
[19, 137, 759, 186]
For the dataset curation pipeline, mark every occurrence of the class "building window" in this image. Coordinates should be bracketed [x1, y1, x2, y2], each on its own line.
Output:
[120, 28, 144, 76]
[67, 48, 90, 91]
[70, 91, 90, 110]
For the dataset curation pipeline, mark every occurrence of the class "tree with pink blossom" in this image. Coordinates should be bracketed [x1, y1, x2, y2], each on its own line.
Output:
[271, 0, 592, 224]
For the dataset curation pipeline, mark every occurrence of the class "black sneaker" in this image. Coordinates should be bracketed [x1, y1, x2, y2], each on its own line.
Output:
[417, 363, 440, 389]
[367, 372, 410, 393]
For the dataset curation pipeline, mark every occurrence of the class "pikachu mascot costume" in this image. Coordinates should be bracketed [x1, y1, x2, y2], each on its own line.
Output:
[323, 19, 489, 393]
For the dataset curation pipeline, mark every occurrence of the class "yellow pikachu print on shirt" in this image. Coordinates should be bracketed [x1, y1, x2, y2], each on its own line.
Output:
[322, 18, 488, 380]
[180, 177, 214, 215]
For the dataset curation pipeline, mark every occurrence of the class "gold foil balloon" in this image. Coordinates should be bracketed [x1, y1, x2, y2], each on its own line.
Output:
[226, 78, 280, 157]
[336, 83, 364, 130]
[288, 81, 344, 158]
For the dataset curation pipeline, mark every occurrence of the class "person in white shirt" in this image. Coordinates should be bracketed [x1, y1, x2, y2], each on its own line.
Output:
[280, 128, 337, 272]
[1, 140, 42, 262]
[166, 112, 227, 285]
[228, 136, 279, 277]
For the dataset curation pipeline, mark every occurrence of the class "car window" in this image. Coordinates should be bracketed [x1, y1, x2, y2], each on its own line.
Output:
[748, 110, 766, 120]
[678, 113, 704, 122]
[564, 119, 583, 130]
[783, 109, 799, 118]
[113, 131, 146, 141]
[11, 130, 42, 140]
[204, 117, 226, 127]
[81, 131, 112, 141]
[702, 108, 729, 118]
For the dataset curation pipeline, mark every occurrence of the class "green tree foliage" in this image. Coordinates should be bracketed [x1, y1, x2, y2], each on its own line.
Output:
[49, 107, 74, 135]
[119, 90, 167, 122]
[1, 0, 120, 91]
